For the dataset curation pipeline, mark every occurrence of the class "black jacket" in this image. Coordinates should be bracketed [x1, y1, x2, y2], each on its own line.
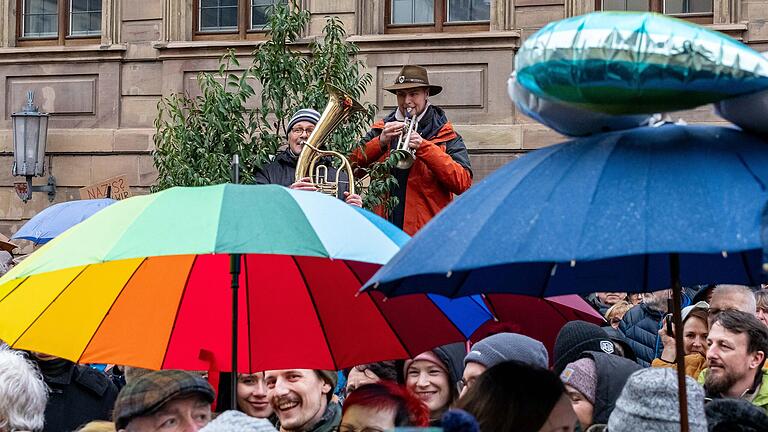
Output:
[34, 359, 119, 432]
[580, 351, 641, 425]
[254, 149, 299, 187]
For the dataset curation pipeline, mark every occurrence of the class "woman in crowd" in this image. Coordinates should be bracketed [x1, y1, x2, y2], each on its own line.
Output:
[344, 361, 398, 396]
[755, 289, 768, 327]
[604, 301, 633, 329]
[338, 381, 430, 431]
[652, 300, 709, 377]
[216, 372, 275, 421]
[457, 361, 577, 432]
[403, 343, 465, 426]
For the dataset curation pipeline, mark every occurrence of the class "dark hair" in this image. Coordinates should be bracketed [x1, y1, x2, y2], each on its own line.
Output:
[342, 382, 430, 427]
[714, 310, 768, 355]
[343, 361, 399, 382]
[455, 361, 565, 432]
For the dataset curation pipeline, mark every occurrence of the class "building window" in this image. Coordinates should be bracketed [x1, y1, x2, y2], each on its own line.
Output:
[600, 0, 712, 16]
[18, 0, 101, 43]
[70, 0, 101, 36]
[195, 0, 282, 38]
[387, 0, 491, 32]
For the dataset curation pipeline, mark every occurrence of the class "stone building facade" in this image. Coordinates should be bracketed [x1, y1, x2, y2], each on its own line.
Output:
[0, 0, 766, 242]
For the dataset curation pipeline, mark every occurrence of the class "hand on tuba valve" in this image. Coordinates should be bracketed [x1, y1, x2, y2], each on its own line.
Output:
[392, 108, 417, 170]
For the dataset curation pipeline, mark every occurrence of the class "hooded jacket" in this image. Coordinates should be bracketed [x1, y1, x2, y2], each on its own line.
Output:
[580, 351, 642, 425]
[350, 105, 472, 235]
[254, 149, 348, 196]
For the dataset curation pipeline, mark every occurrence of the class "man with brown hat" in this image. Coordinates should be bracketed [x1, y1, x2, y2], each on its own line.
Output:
[113, 369, 215, 431]
[350, 65, 472, 235]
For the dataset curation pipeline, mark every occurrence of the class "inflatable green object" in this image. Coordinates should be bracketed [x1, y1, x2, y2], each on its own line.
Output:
[515, 12, 768, 115]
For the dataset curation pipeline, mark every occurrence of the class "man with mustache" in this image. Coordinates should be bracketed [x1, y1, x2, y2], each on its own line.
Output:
[700, 310, 768, 411]
[264, 369, 340, 432]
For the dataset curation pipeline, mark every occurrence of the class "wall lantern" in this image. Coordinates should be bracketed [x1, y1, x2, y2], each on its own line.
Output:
[12, 91, 55, 203]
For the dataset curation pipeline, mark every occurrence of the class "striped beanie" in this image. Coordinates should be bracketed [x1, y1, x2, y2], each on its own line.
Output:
[287, 108, 321, 137]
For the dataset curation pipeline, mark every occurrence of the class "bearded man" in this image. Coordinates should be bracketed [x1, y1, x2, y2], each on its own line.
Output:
[700, 310, 768, 411]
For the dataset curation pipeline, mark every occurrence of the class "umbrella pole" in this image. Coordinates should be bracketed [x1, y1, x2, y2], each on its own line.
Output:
[670, 254, 689, 432]
[230, 155, 241, 410]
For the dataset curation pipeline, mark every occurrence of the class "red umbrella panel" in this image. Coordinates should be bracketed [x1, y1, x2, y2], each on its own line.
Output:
[472, 294, 605, 361]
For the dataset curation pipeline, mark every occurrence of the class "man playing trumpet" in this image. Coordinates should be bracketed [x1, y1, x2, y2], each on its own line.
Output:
[351, 65, 472, 235]
[254, 108, 363, 207]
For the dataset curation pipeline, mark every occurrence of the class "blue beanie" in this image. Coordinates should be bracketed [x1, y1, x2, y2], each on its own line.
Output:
[464, 332, 549, 370]
[287, 108, 321, 137]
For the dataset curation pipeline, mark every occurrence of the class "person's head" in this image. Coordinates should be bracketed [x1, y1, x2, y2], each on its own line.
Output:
[553, 321, 616, 374]
[604, 301, 633, 329]
[404, 343, 465, 420]
[754, 289, 768, 327]
[113, 370, 215, 432]
[264, 369, 336, 432]
[0, 348, 48, 432]
[709, 285, 757, 327]
[627, 293, 643, 305]
[235, 372, 272, 418]
[460, 332, 548, 398]
[286, 108, 321, 156]
[345, 361, 398, 396]
[457, 361, 576, 432]
[705, 310, 768, 398]
[384, 65, 442, 117]
[681, 301, 710, 357]
[559, 358, 596, 430]
[607, 368, 706, 432]
[704, 398, 768, 432]
[340, 382, 430, 431]
[641, 289, 671, 313]
[76, 421, 116, 432]
[595, 292, 627, 306]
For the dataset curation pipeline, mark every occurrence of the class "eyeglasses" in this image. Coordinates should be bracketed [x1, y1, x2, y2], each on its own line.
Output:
[291, 127, 315, 136]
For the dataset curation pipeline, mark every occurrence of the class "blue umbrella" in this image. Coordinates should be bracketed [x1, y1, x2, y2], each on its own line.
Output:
[363, 124, 768, 431]
[12, 198, 116, 244]
[364, 124, 768, 297]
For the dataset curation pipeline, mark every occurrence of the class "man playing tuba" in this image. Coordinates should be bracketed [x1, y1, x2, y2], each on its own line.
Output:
[254, 108, 363, 207]
[350, 65, 472, 235]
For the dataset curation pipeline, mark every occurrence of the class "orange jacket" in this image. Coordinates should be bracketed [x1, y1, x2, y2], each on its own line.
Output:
[351, 106, 472, 235]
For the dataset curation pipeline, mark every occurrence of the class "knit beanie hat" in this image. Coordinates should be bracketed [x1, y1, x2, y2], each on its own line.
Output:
[560, 358, 597, 404]
[607, 368, 707, 432]
[553, 321, 616, 374]
[201, 410, 277, 432]
[464, 333, 548, 369]
[286, 108, 321, 138]
[705, 398, 768, 432]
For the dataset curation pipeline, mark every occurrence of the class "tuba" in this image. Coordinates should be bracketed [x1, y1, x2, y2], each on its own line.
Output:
[391, 108, 417, 169]
[294, 84, 366, 198]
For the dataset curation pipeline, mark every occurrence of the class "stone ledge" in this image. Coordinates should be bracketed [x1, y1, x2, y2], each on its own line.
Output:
[0, 44, 127, 63]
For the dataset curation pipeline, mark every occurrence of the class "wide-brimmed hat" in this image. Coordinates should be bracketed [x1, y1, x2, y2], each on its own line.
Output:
[0, 233, 18, 253]
[383, 65, 442, 96]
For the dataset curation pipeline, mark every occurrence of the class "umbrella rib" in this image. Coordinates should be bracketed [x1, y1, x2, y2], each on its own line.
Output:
[78, 257, 148, 363]
[291, 256, 339, 371]
[10, 266, 89, 348]
[244, 255, 253, 374]
[160, 255, 199, 370]
[342, 261, 414, 358]
[0, 276, 30, 303]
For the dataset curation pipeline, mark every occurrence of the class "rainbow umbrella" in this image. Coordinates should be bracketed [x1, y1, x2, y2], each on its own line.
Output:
[0, 184, 491, 375]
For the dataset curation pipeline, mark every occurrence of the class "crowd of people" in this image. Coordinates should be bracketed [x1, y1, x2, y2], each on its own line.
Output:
[2, 66, 768, 432]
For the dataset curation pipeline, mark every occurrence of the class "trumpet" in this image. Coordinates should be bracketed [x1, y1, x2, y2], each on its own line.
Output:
[392, 108, 417, 169]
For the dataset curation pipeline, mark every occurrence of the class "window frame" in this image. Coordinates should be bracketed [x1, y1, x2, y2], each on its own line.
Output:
[193, 0, 280, 40]
[384, 0, 491, 34]
[16, 0, 101, 46]
[595, 0, 713, 23]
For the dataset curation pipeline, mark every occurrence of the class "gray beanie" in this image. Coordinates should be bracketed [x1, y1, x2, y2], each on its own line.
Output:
[464, 333, 548, 370]
[286, 108, 321, 137]
[201, 411, 276, 432]
[607, 368, 707, 432]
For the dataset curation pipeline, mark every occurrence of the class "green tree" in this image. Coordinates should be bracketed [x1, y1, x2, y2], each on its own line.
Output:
[153, 0, 397, 212]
